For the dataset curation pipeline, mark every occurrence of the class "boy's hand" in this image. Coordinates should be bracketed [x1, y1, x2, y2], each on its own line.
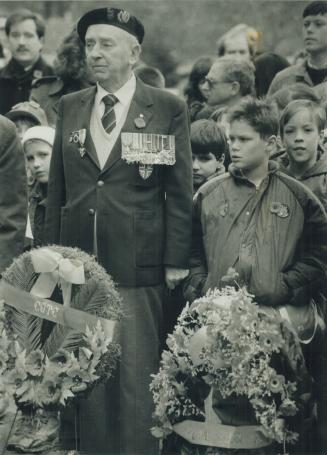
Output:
[165, 267, 189, 290]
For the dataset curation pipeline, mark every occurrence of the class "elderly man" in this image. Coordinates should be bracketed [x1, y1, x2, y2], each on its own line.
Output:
[195, 57, 255, 120]
[0, 9, 53, 115]
[45, 7, 192, 455]
[268, 1, 327, 95]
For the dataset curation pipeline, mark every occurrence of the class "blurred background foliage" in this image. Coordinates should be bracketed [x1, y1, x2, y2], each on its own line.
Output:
[0, 1, 306, 87]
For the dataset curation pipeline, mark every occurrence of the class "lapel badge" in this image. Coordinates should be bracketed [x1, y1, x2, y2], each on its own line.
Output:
[139, 164, 153, 179]
[33, 70, 43, 79]
[219, 202, 228, 217]
[69, 129, 86, 158]
[270, 202, 290, 218]
[134, 114, 146, 129]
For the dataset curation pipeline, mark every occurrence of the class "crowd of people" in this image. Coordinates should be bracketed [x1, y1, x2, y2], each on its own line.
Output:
[1, 1, 327, 455]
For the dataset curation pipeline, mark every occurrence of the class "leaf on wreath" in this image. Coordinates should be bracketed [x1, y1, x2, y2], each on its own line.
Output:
[59, 387, 75, 405]
[42, 278, 111, 359]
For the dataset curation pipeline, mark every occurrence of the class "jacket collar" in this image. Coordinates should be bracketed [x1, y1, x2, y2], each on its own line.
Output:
[291, 59, 327, 86]
[229, 160, 279, 184]
[30, 182, 47, 207]
[1, 56, 47, 79]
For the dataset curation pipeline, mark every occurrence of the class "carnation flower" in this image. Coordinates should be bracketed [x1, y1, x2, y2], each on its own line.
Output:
[25, 350, 44, 377]
[51, 349, 74, 372]
[67, 367, 92, 387]
[268, 374, 285, 394]
[37, 379, 62, 406]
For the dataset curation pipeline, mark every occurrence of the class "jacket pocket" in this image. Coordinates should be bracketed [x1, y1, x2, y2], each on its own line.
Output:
[134, 210, 163, 267]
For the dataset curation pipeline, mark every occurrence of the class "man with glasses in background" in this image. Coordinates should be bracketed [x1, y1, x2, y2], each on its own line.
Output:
[206, 57, 255, 109]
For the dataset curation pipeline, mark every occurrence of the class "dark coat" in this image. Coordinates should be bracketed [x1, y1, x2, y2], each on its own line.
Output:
[31, 77, 92, 127]
[28, 182, 47, 247]
[280, 152, 327, 212]
[0, 115, 27, 272]
[45, 79, 193, 287]
[0, 56, 53, 115]
[185, 161, 327, 306]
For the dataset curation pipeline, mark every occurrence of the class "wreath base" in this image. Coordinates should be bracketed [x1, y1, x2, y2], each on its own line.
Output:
[6, 408, 60, 454]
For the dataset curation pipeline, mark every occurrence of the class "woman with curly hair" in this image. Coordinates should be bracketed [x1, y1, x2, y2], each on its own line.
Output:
[30, 28, 94, 127]
[184, 56, 215, 121]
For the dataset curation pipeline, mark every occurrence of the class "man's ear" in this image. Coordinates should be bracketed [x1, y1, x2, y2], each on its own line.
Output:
[130, 43, 141, 67]
[265, 135, 277, 155]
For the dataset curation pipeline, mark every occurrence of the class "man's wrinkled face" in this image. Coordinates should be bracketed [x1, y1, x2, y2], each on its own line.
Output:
[203, 63, 235, 107]
[8, 19, 43, 67]
[303, 13, 327, 54]
[85, 24, 138, 85]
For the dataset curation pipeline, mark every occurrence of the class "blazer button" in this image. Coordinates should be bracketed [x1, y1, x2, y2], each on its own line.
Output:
[88, 208, 95, 216]
[97, 180, 104, 187]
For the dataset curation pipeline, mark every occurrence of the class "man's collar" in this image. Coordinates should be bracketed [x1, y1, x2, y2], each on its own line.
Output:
[2, 55, 43, 77]
[96, 73, 136, 106]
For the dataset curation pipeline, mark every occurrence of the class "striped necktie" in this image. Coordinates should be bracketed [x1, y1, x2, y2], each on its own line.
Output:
[101, 94, 118, 135]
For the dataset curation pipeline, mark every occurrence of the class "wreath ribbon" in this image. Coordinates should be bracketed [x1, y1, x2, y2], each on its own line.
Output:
[30, 248, 85, 306]
[0, 280, 115, 341]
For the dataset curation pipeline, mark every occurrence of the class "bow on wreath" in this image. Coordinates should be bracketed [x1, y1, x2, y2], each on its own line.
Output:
[30, 248, 85, 306]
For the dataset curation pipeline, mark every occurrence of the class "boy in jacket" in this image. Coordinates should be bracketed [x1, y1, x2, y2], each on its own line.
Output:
[280, 99, 327, 211]
[184, 97, 327, 453]
[185, 97, 327, 308]
[280, 98, 327, 454]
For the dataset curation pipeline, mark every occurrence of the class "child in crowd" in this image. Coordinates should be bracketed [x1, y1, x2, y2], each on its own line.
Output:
[186, 97, 327, 306]
[22, 126, 55, 247]
[185, 97, 327, 454]
[190, 119, 229, 193]
[163, 120, 229, 351]
[5, 100, 48, 140]
[280, 99, 327, 454]
[6, 100, 48, 188]
[280, 99, 327, 211]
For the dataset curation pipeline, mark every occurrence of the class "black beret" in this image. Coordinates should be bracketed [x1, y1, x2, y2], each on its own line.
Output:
[77, 7, 145, 44]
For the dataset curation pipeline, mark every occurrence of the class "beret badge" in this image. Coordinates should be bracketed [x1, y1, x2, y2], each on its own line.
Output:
[118, 10, 131, 24]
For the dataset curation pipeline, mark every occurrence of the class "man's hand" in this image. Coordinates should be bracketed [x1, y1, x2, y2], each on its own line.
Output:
[165, 267, 189, 290]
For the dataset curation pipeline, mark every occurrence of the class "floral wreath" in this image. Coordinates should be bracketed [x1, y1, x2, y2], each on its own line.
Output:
[150, 286, 309, 453]
[0, 246, 122, 453]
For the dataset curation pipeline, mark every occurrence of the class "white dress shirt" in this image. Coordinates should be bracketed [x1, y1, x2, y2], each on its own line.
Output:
[90, 73, 136, 169]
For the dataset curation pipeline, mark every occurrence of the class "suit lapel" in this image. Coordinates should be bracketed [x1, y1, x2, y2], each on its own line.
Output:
[79, 86, 101, 169]
[100, 79, 154, 175]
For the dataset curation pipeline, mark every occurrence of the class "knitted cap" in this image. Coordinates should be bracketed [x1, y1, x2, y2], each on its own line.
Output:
[22, 126, 55, 149]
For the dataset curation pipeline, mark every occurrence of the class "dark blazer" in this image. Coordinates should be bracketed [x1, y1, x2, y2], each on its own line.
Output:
[0, 57, 53, 115]
[0, 116, 27, 271]
[45, 79, 193, 287]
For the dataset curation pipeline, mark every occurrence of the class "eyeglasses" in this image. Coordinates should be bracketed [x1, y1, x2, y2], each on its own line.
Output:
[204, 77, 231, 89]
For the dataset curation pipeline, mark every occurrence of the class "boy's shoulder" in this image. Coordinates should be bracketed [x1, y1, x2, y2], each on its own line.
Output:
[275, 169, 324, 209]
[196, 172, 232, 199]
